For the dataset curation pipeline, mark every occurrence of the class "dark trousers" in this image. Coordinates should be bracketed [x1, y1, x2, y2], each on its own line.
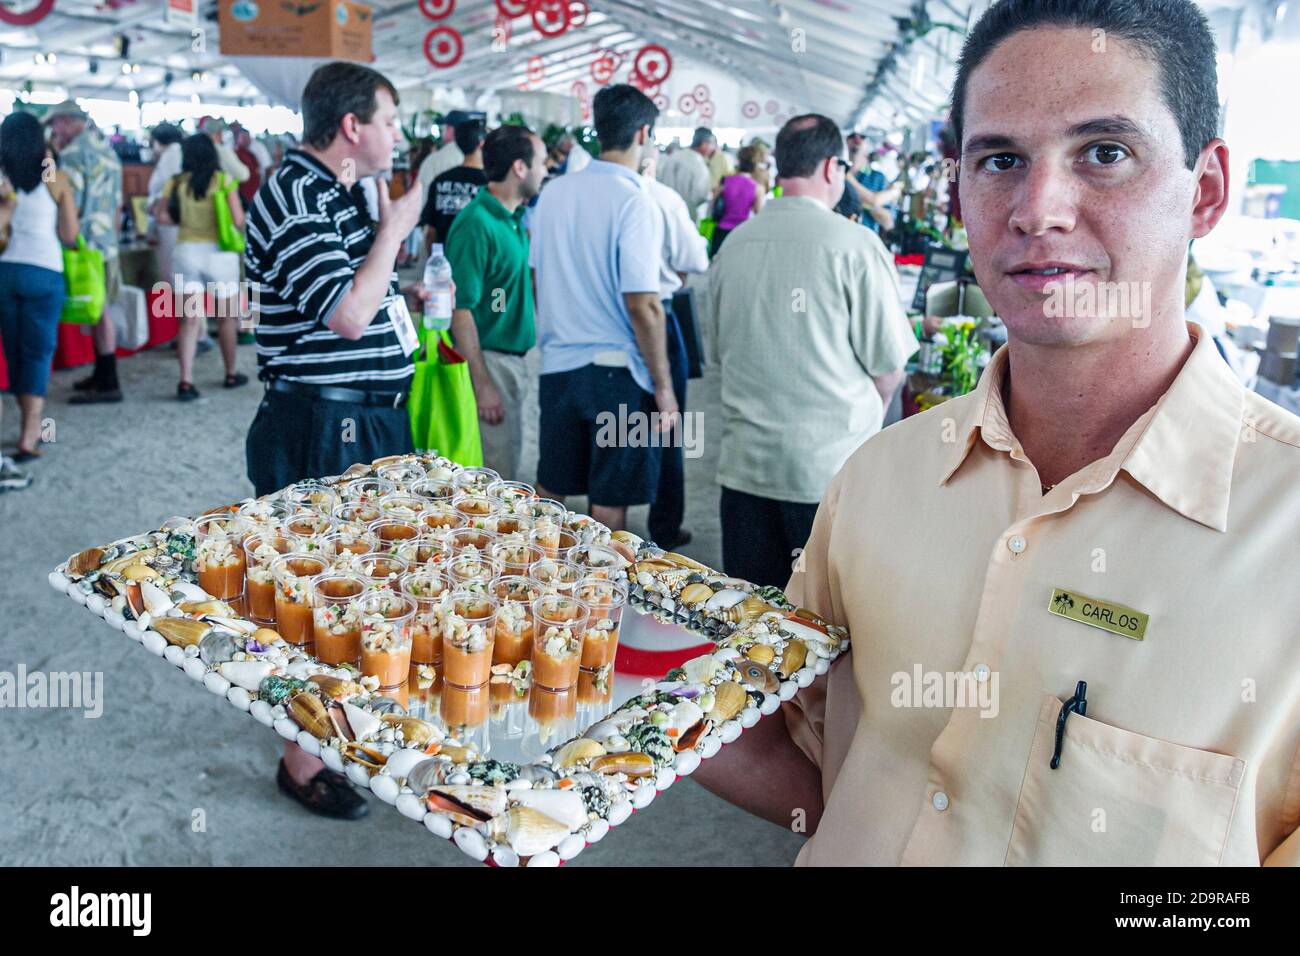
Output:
[647, 302, 689, 544]
[720, 486, 820, 591]
[709, 227, 733, 257]
[245, 388, 414, 497]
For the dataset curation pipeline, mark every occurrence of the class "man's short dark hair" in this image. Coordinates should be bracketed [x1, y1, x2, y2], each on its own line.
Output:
[300, 61, 398, 150]
[592, 84, 658, 152]
[454, 119, 486, 156]
[950, 0, 1218, 169]
[774, 114, 843, 179]
[691, 127, 715, 148]
[482, 124, 537, 182]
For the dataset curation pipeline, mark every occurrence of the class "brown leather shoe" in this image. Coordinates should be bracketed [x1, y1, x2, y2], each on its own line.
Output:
[276, 760, 369, 820]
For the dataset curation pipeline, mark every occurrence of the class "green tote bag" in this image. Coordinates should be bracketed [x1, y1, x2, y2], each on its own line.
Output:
[213, 174, 245, 254]
[60, 236, 106, 325]
[409, 326, 483, 466]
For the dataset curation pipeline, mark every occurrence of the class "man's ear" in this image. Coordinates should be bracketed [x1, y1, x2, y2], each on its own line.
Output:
[340, 113, 361, 146]
[821, 156, 834, 184]
[1190, 139, 1230, 241]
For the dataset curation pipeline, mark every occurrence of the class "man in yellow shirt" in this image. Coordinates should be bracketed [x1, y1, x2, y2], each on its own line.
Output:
[695, 0, 1300, 866]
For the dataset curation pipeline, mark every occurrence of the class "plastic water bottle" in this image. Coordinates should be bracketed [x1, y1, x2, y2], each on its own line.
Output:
[423, 244, 453, 331]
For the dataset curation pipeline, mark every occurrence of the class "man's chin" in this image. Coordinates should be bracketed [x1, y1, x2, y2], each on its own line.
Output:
[1002, 314, 1121, 349]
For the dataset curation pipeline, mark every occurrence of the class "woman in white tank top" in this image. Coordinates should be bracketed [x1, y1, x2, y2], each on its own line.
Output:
[0, 110, 80, 483]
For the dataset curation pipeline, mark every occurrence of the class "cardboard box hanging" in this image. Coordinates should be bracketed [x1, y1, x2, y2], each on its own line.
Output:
[219, 0, 373, 61]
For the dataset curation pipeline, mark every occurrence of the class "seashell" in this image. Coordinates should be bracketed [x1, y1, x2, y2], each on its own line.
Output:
[721, 596, 773, 626]
[139, 580, 174, 616]
[553, 738, 606, 768]
[703, 588, 749, 612]
[591, 752, 655, 777]
[252, 627, 281, 645]
[776, 616, 840, 655]
[517, 764, 559, 786]
[675, 718, 713, 752]
[745, 643, 776, 666]
[342, 742, 388, 771]
[634, 559, 675, 576]
[368, 696, 406, 716]
[384, 748, 428, 782]
[732, 659, 780, 694]
[678, 582, 715, 607]
[431, 743, 478, 763]
[204, 615, 257, 636]
[776, 639, 808, 677]
[485, 806, 571, 857]
[607, 538, 637, 564]
[288, 692, 338, 740]
[125, 583, 145, 618]
[661, 551, 710, 572]
[258, 674, 307, 706]
[664, 701, 704, 738]
[707, 681, 747, 723]
[308, 674, 365, 701]
[68, 547, 105, 578]
[342, 701, 383, 741]
[680, 654, 723, 686]
[406, 759, 446, 796]
[199, 630, 240, 666]
[177, 599, 234, 617]
[121, 562, 159, 582]
[153, 617, 211, 648]
[426, 785, 507, 826]
[219, 660, 275, 692]
[381, 714, 442, 747]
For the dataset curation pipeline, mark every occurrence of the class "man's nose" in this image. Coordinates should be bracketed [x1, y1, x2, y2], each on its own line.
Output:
[1007, 161, 1078, 237]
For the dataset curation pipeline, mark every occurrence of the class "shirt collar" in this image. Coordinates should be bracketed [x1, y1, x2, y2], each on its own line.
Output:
[587, 158, 644, 187]
[475, 185, 523, 222]
[285, 149, 338, 183]
[767, 195, 832, 215]
[939, 323, 1244, 532]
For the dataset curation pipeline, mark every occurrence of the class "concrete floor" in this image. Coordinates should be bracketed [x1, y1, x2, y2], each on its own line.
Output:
[0, 301, 806, 866]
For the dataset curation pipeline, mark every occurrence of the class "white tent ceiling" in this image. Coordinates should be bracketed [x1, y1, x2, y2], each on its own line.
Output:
[0, 0, 1279, 131]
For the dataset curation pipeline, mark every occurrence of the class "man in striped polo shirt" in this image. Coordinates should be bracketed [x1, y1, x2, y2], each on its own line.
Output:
[245, 61, 424, 502]
[244, 61, 424, 820]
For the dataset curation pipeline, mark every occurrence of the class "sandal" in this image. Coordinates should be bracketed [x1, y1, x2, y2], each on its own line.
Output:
[224, 372, 250, 389]
[276, 760, 369, 820]
[12, 446, 42, 464]
[177, 382, 201, 402]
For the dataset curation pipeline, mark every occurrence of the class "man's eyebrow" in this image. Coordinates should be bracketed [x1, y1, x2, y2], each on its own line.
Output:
[963, 117, 1151, 155]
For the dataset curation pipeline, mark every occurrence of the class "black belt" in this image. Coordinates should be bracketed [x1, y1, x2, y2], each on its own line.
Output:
[266, 377, 407, 408]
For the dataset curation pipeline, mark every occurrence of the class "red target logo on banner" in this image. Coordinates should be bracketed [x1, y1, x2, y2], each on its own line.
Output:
[741, 100, 760, 119]
[590, 55, 616, 85]
[652, 92, 668, 110]
[765, 99, 779, 115]
[698, 100, 715, 120]
[418, 0, 454, 20]
[0, 0, 54, 25]
[531, 0, 569, 36]
[495, 0, 531, 17]
[527, 54, 546, 86]
[692, 84, 710, 104]
[424, 27, 464, 69]
[568, 0, 588, 27]
[676, 93, 696, 115]
[632, 44, 672, 85]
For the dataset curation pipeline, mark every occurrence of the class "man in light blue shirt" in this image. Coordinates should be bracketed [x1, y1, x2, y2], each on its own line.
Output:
[528, 84, 676, 533]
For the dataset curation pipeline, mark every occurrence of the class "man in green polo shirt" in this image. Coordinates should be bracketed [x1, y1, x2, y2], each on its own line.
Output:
[445, 125, 548, 478]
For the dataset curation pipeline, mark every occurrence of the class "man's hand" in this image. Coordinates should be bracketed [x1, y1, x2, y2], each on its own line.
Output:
[654, 385, 679, 433]
[376, 177, 423, 240]
[474, 376, 506, 426]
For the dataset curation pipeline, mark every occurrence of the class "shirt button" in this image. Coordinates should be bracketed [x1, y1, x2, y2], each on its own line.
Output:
[932, 791, 950, 812]
[974, 664, 990, 683]
[1007, 534, 1027, 554]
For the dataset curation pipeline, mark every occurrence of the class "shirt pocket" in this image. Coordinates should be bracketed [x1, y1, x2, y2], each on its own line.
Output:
[1005, 695, 1246, 866]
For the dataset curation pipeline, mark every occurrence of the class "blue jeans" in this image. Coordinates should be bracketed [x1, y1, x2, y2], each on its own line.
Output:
[0, 262, 65, 396]
[647, 302, 689, 543]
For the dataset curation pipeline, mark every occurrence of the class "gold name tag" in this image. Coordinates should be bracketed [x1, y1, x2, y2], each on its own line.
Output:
[1048, 588, 1148, 641]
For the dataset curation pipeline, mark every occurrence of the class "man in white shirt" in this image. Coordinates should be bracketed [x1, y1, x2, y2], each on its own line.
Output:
[657, 127, 714, 222]
[642, 150, 709, 548]
[528, 84, 677, 533]
[416, 110, 473, 192]
[199, 117, 250, 184]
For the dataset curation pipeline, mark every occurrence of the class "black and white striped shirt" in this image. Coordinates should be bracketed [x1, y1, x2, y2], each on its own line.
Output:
[245, 150, 413, 388]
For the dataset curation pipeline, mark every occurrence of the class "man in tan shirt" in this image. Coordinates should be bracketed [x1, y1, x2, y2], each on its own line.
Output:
[695, 0, 1300, 866]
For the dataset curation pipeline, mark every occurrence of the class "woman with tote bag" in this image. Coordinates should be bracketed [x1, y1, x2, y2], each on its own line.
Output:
[154, 134, 248, 401]
[0, 111, 80, 488]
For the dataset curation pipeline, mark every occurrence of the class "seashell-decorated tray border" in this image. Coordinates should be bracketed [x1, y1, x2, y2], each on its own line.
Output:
[49, 453, 849, 867]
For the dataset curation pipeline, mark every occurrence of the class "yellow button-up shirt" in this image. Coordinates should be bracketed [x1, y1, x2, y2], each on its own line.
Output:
[784, 324, 1300, 865]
